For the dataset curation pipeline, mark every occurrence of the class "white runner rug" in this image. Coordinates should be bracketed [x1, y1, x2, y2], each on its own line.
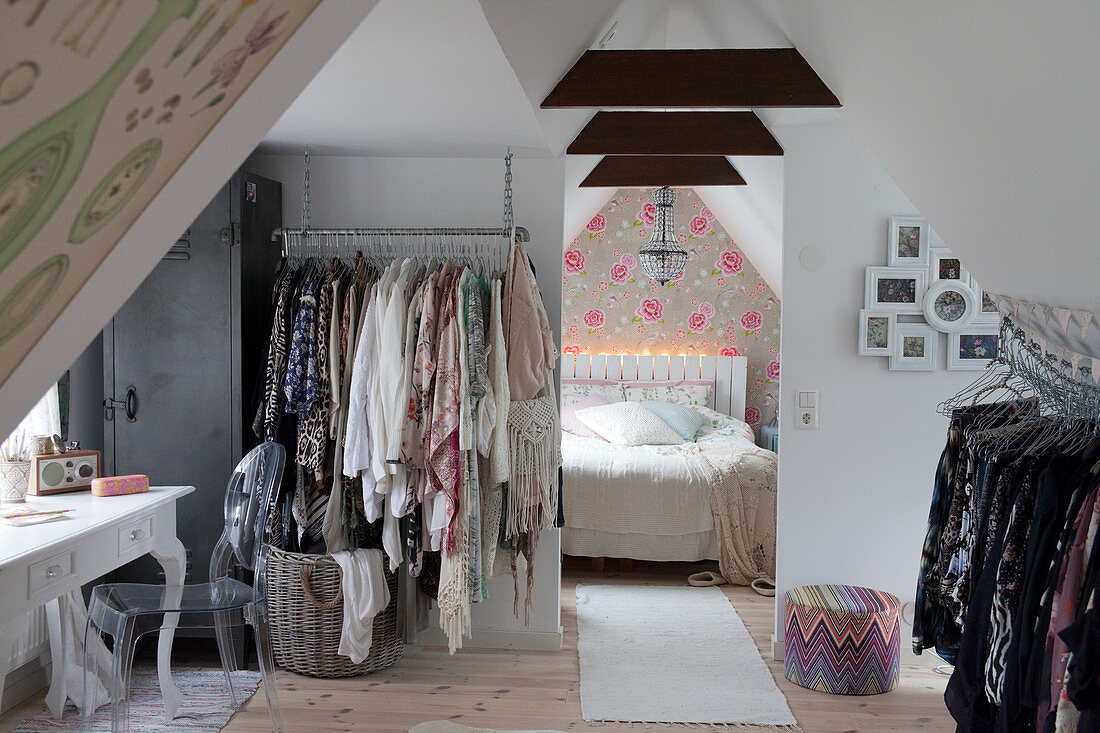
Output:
[576, 584, 799, 730]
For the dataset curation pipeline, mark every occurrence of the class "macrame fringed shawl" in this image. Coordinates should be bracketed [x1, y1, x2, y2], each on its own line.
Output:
[505, 381, 561, 624]
[687, 443, 778, 587]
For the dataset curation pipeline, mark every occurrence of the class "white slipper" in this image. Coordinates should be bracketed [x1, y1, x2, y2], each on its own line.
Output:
[687, 570, 728, 587]
[751, 578, 777, 597]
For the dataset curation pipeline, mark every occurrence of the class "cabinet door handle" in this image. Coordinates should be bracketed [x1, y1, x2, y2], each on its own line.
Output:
[46, 565, 63, 579]
[124, 386, 137, 423]
[104, 386, 139, 423]
[130, 528, 145, 542]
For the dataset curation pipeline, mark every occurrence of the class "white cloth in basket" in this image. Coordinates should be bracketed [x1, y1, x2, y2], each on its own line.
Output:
[332, 549, 390, 663]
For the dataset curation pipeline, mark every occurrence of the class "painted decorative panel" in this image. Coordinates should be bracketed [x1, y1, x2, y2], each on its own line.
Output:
[562, 188, 780, 430]
[0, 0, 321, 384]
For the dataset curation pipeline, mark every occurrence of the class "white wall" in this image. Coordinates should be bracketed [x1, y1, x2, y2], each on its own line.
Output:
[757, 0, 1100, 311]
[245, 152, 564, 642]
[772, 123, 978, 637]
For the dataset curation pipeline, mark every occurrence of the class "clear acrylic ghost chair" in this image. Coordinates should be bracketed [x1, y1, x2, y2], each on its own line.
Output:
[80, 442, 286, 732]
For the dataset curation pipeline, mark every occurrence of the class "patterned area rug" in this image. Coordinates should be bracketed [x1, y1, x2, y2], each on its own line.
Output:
[576, 584, 800, 730]
[15, 669, 261, 732]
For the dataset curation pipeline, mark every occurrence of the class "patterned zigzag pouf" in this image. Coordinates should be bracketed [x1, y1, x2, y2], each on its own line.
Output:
[783, 584, 901, 695]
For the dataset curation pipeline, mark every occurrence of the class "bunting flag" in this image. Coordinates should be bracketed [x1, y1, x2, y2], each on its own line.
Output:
[1072, 352, 1083, 378]
[1093, 358, 1100, 384]
[1038, 336, 1047, 357]
[1083, 311, 1094, 339]
[1043, 305, 1053, 325]
[1023, 302, 1036, 324]
[1023, 328, 1033, 345]
[1011, 298, 1021, 317]
[1057, 308, 1072, 333]
[1055, 346, 1066, 363]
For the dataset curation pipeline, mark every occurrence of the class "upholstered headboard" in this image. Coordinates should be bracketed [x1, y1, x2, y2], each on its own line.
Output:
[560, 353, 748, 420]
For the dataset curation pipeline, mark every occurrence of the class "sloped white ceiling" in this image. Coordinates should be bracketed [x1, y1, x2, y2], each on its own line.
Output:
[262, 0, 554, 157]
[756, 0, 1100, 310]
[478, 0, 620, 157]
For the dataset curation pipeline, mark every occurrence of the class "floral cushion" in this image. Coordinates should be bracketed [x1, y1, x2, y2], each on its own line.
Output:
[694, 406, 757, 444]
[561, 378, 624, 407]
[574, 402, 685, 446]
[620, 380, 713, 407]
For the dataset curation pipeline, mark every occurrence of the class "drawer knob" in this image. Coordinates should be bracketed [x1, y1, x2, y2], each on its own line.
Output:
[130, 529, 145, 542]
[46, 565, 63, 579]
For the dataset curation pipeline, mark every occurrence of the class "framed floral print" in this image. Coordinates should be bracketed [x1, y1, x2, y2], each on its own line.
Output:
[865, 266, 927, 314]
[890, 322, 939, 371]
[859, 309, 897, 356]
[924, 279, 978, 332]
[929, 247, 969, 285]
[948, 328, 999, 370]
[967, 278, 1002, 325]
[888, 216, 930, 266]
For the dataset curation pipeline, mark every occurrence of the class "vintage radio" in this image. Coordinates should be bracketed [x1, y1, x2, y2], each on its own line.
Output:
[28, 450, 101, 496]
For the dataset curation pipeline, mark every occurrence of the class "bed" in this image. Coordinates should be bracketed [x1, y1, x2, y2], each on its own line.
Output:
[561, 354, 768, 564]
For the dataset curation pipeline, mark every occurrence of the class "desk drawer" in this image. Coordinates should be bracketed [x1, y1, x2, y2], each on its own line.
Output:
[28, 551, 75, 596]
[118, 515, 155, 556]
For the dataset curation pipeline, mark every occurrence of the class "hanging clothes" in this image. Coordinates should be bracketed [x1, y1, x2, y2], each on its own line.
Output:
[916, 399, 1100, 731]
[252, 235, 558, 655]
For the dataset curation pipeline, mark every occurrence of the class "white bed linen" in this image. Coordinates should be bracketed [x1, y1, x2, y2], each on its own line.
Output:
[562, 408, 758, 561]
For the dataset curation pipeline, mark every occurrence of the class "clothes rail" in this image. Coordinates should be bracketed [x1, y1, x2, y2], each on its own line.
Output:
[272, 226, 528, 270]
[271, 226, 530, 244]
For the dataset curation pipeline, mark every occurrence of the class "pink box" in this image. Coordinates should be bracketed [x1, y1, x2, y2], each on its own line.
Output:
[91, 474, 149, 497]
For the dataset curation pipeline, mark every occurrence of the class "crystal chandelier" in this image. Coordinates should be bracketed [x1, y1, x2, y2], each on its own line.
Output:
[638, 186, 688, 284]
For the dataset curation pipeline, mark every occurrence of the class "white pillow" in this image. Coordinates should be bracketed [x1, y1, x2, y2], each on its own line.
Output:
[574, 402, 685, 446]
[621, 380, 712, 407]
[561, 379, 624, 407]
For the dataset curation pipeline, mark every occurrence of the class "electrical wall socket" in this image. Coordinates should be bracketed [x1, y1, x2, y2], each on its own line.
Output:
[794, 390, 819, 429]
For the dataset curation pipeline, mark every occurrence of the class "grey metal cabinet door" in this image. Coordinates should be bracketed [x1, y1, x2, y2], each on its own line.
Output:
[105, 183, 235, 585]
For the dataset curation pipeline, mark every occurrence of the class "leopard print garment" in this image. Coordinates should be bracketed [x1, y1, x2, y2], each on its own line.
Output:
[253, 267, 297, 441]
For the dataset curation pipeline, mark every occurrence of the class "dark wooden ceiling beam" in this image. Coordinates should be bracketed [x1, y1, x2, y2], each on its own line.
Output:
[543, 49, 839, 109]
[567, 111, 783, 156]
[580, 156, 746, 188]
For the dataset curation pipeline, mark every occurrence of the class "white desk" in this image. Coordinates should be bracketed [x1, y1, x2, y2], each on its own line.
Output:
[0, 486, 194, 719]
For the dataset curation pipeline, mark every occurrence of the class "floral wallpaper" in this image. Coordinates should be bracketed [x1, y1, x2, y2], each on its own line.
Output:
[562, 188, 781, 431]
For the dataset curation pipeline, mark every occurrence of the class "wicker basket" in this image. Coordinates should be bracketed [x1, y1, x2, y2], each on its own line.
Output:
[265, 545, 405, 678]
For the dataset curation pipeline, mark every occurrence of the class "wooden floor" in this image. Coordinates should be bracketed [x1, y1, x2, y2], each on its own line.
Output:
[0, 560, 953, 732]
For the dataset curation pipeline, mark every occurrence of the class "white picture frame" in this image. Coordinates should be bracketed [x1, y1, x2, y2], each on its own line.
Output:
[928, 247, 968, 285]
[967, 278, 1002, 325]
[923, 279, 978, 332]
[890, 323, 939, 371]
[888, 216, 930, 266]
[948, 328, 1000, 370]
[865, 266, 927, 314]
[859, 309, 897, 356]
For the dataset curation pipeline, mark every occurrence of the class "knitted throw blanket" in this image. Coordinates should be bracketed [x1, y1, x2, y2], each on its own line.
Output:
[685, 443, 778, 586]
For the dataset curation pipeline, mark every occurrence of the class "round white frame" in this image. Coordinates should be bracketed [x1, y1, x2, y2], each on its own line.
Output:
[923, 279, 978, 332]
